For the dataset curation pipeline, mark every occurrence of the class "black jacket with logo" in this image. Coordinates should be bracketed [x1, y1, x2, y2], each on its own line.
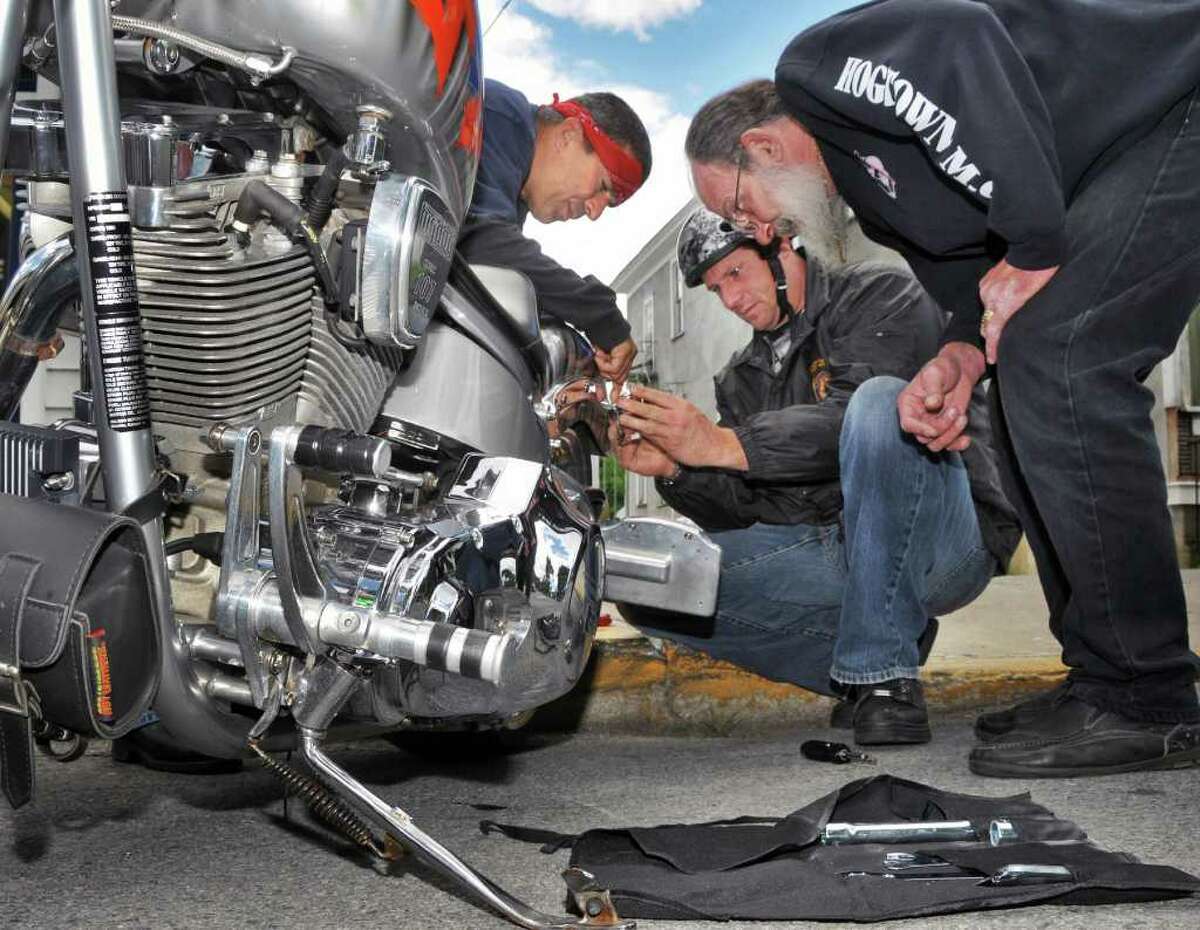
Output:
[658, 258, 1020, 569]
[774, 0, 1200, 347]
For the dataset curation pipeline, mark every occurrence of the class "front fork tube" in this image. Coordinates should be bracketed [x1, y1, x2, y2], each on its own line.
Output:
[52, 0, 251, 757]
[0, 0, 29, 177]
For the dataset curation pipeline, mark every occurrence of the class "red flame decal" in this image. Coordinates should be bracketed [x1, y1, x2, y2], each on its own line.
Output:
[410, 0, 478, 96]
[457, 94, 482, 153]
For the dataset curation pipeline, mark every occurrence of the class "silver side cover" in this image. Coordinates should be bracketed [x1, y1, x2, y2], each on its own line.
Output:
[601, 517, 720, 617]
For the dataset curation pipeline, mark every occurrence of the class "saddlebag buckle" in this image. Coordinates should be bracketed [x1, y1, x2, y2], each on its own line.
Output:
[0, 661, 31, 718]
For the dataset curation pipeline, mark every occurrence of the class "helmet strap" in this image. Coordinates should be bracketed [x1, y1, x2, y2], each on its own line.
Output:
[758, 238, 794, 320]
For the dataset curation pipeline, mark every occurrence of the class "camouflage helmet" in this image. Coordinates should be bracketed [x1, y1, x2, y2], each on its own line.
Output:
[676, 208, 756, 288]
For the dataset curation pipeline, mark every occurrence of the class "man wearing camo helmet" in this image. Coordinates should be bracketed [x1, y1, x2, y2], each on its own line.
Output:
[614, 208, 1017, 746]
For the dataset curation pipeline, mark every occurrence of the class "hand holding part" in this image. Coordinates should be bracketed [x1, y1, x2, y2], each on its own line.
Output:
[979, 259, 1059, 364]
[897, 342, 984, 453]
[606, 417, 678, 478]
[594, 336, 638, 391]
[801, 740, 876, 765]
[617, 385, 748, 469]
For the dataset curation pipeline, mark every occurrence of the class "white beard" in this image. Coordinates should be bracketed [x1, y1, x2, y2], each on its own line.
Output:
[757, 164, 849, 266]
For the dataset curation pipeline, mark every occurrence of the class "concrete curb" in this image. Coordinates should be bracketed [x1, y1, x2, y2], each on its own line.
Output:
[532, 640, 1067, 736]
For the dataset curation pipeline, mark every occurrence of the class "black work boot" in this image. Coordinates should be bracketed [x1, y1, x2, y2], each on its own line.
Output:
[112, 722, 243, 775]
[973, 679, 1072, 742]
[969, 694, 1200, 778]
[830, 619, 939, 729]
[852, 678, 932, 745]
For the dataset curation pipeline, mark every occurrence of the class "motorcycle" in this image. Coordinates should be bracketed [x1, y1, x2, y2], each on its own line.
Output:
[0, 2, 720, 928]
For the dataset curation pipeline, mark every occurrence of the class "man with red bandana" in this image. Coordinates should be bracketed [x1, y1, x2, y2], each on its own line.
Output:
[458, 79, 652, 386]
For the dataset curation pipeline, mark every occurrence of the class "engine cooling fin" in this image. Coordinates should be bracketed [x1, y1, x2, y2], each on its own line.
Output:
[132, 186, 403, 434]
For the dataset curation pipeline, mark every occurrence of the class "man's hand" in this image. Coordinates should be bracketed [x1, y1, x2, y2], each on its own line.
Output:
[606, 419, 679, 478]
[594, 336, 638, 390]
[897, 342, 985, 453]
[979, 259, 1059, 364]
[617, 385, 749, 470]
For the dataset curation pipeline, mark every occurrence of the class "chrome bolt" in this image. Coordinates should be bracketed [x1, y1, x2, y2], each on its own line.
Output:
[42, 472, 75, 493]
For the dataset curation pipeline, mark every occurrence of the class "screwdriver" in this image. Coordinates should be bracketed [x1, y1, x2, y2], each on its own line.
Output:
[801, 740, 876, 765]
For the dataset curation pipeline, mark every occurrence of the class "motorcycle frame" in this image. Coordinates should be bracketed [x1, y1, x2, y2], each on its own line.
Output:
[0, 7, 663, 925]
[43, 0, 255, 759]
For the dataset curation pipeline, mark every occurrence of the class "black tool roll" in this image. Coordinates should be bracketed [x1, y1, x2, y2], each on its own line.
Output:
[0, 495, 160, 808]
[481, 775, 1199, 921]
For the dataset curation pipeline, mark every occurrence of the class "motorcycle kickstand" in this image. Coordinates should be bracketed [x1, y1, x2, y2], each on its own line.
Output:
[297, 728, 635, 929]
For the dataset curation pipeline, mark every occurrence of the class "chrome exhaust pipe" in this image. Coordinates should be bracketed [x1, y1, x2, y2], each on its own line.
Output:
[0, 232, 77, 419]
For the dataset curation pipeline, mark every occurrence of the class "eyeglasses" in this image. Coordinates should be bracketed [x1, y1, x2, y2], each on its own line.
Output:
[730, 148, 756, 233]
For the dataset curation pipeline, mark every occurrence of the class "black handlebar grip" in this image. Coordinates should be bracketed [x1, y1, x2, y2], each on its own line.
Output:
[293, 426, 391, 477]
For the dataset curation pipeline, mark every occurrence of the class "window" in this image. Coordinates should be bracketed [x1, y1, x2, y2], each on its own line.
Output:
[670, 260, 685, 339]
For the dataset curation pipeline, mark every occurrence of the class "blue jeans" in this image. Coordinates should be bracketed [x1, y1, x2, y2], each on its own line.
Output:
[631, 377, 996, 696]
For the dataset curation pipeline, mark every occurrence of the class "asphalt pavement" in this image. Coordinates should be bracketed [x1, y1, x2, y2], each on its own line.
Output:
[1, 717, 1197, 930]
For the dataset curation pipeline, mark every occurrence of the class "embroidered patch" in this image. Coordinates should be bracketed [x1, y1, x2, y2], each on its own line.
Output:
[854, 151, 898, 199]
[88, 627, 114, 721]
[809, 357, 831, 401]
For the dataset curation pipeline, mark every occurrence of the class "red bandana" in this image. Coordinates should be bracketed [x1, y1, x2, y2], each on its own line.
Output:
[549, 94, 645, 205]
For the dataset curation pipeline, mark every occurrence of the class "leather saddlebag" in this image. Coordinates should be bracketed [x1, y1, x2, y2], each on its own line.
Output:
[0, 495, 160, 808]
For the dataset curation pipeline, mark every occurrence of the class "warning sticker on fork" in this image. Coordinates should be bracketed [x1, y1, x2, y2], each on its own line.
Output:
[83, 191, 151, 432]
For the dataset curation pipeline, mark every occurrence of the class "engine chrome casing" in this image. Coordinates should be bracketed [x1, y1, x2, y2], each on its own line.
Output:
[213, 434, 603, 725]
[312, 456, 603, 721]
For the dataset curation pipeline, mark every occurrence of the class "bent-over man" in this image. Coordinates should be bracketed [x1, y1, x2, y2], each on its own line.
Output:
[460, 79, 651, 385]
[686, 0, 1200, 777]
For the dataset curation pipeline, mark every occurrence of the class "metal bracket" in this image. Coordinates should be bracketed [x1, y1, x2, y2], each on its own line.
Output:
[562, 869, 633, 927]
[601, 518, 720, 617]
[267, 426, 326, 656]
[0, 662, 30, 717]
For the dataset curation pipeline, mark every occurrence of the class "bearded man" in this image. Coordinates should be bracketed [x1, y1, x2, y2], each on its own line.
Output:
[686, 0, 1200, 777]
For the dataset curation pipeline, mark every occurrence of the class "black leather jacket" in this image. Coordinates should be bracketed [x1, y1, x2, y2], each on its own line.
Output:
[658, 258, 1020, 569]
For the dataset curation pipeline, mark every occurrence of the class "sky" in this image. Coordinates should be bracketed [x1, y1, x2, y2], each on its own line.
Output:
[476, 0, 861, 289]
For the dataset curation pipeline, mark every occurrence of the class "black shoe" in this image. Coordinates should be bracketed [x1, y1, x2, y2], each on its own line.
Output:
[853, 678, 932, 745]
[969, 695, 1200, 778]
[829, 687, 860, 729]
[830, 619, 940, 730]
[112, 723, 243, 775]
[973, 680, 1072, 742]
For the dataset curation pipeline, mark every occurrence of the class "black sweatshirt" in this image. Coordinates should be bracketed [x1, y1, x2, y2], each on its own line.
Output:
[775, 0, 1200, 347]
[458, 79, 632, 351]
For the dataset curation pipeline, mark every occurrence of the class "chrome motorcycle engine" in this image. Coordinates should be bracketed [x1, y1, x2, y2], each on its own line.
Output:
[5, 98, 603, 728]
[13, 100, 404, 450]
[210, 426, 602, 727]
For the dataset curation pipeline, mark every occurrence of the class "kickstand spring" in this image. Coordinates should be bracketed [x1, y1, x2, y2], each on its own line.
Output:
[251, 741, 402, 861]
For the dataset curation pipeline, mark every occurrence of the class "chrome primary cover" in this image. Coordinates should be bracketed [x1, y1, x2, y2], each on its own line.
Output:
[113, 0, 484, 222]
[312, 454, 604, 721]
